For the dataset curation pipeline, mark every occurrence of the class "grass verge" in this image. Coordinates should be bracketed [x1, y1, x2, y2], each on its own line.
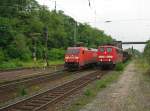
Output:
[66, 61, 131, 111]
[135, 58, 150, 81]
[67, 71, 123, 111]
[115, 60, 131, 71]
[0, 60, 64, 70]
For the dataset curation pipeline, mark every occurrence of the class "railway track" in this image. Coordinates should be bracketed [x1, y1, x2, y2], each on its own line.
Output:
[0, 64, 63, 72]
[0, 69, 66, 92]
[0, 68, 97, 105]
[0, 68, 73, 104]
[0, 70, 103, 111]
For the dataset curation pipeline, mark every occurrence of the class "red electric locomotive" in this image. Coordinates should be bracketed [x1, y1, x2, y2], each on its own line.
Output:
[123, 50, 131, 62]
[64, 47, 97, 69]
[97, 45, 123, 67]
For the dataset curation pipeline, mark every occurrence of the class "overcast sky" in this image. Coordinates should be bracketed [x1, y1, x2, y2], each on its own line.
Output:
[36, 0, 150, 51]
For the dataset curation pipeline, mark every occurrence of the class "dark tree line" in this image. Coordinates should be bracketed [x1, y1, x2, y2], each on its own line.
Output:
[0, 0, 113, 62]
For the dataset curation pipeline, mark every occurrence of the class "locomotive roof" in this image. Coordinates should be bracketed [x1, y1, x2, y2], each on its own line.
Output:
[67, 47, 97, 51]
[99, 45, 122, 50]
[67, 47, 86, 49]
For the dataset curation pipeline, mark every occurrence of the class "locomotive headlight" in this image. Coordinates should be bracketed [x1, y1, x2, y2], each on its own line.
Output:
[107, 56, 113, 58]
[65, 56, 69, 59]
[75, 57, 79, 59]
[98, 56, 104, 58]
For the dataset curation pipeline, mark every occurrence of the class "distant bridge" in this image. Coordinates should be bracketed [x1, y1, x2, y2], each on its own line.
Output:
[122, 42, 148, 44]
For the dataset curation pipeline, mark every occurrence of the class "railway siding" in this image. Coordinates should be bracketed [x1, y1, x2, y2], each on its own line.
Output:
[0, 65, 64, 83]
[0, 70, 103, 111]
[0, 69, 97, 107]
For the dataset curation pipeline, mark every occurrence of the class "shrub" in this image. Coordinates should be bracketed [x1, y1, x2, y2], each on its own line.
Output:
[115, 63, 124, 71]
[0, 49, 5, 62]
[0, 61, 16, 69]
[12, 59, 23, 67]
[144, 40, 150, 65]
[6, 34, 32, 61]
[48, 48, 65, 60]
[0, 59, 23, 69]
[84, 89, 93, 97]
[19, 86, 27, 96]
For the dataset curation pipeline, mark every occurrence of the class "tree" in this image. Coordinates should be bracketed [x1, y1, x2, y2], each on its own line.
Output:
[144, 40, 150, 64]
[0, 0, 113, 63]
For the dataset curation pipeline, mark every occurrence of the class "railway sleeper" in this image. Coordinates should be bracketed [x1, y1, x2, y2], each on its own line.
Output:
[49, 94, 63, 97]
[30, 100, 47, 104]
[60, 86, 77, 90]
[36, 98, 51, 101]
[24, 103, 40, 107]
[11, 109, 26, 111]
[53, 88, 72, 92]
[42, 95, 57, 99]
[45, 94, 60, 98]
[52, 89, 69, 92]
[25, 102, 43, 106]
[14, 105, 35, 111]
[52, 91, 67, 94]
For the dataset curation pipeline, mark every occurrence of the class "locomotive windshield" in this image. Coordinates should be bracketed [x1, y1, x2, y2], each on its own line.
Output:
[66, 49, 80, 54]
[99, 47, 104, 52]
[107, 48, 112, 52]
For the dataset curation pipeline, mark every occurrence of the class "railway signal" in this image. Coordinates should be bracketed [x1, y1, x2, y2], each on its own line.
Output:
[29, 33, 41, 61]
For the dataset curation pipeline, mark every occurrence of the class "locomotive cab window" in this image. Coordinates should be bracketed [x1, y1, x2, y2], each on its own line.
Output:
[99, 47, 104, 52]
[107, 48, 112, 52]
[66, 49, 80, 54]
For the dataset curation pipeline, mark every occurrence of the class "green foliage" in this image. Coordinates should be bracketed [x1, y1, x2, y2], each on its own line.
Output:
[19, 86, 27, 96]
[0, 59, 64, 70]
[0, 0, 113, 69]
[125, 48, 141, 58]
[115, 63, 124, 71]
[0, 48, 5, 61]
[0, 61, 16, 69]
[144, 40, 150, 64]
[6, 34, 32, 60]
[84, 89, 93, 97]
[0, 59, 23, 69]
[48, 48, 65, 60]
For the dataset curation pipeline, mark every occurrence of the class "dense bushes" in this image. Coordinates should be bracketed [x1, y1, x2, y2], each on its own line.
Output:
[48, 48, 65, 60]
[0, 48, 5, 62]
[115, 63, 124, 71]
[6, 34, 32, 61]
[0, 59, 23, 69]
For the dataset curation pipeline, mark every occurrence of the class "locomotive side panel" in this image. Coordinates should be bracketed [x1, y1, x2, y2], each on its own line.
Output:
[64, 47, 97, 70]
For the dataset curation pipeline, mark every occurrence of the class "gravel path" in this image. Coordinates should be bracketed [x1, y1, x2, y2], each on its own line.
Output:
[79, 62, 150, 111]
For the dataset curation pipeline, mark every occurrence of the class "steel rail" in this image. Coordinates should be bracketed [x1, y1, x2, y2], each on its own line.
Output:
[0, 70, 103, 111]
[0, 64, 63, 72]
[0, 69, 66, 90]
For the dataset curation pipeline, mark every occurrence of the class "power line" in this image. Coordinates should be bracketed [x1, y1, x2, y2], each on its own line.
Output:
[88, 0, 91, 7]
[87, 18, 150, 24]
